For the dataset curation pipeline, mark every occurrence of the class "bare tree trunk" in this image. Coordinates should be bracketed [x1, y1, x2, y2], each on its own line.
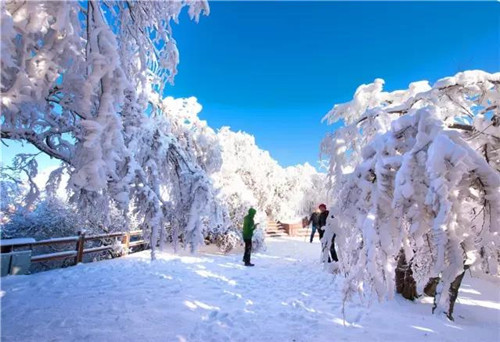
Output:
[423, 277, 440, 297]
[395, 249, 418, 300]
[423, 265, 470, 321]
[447, 266, 469, 321]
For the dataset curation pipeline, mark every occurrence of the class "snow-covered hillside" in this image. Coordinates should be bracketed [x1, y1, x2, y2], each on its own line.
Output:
[1, 238, 498, 342]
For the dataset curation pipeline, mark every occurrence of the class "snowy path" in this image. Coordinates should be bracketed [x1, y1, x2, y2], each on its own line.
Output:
[1, 238, 499, 342]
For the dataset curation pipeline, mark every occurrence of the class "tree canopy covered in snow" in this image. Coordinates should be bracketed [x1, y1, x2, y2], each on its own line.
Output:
[321, 70, 500, 316]
[213, 127, 326, 229]
[0, 0, 225, 256]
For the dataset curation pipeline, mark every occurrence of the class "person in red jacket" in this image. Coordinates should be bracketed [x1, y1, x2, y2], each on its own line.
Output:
[317, 204, 328, 239]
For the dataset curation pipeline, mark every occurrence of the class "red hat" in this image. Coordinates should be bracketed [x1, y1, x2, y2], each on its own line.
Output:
[319, 203, 326, 209]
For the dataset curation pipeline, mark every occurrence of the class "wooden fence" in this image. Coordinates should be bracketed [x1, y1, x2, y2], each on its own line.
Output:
[0, 230, 147, 268]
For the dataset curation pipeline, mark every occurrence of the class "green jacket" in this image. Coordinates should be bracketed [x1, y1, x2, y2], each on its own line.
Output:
[242, 208, 257, 240]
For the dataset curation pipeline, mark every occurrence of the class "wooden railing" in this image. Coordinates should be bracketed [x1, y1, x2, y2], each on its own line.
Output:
[0, 230, 147, 266]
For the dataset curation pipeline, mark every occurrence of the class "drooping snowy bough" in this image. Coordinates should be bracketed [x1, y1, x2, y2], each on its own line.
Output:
[0, 1, 230, 257]
[321, 71, 500, 319]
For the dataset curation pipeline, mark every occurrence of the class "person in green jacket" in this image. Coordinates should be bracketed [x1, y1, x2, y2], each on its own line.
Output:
[242, 208, 258, 266]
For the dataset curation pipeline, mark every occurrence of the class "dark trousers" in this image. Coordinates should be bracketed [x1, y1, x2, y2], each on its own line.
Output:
[318, 227, 325, 240]
[328, 234, 338, 262]
[310, 226, 317, 242]
[243, 239, 252, 264]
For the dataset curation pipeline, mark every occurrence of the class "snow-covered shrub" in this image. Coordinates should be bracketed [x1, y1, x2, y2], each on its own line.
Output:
[251, 226, 267, 253]
[0, 198, 82, 272]
[207, 227, 242, 254]
[321, 70, 500, 318]
[1, 198, 82, 240]
[0, 194, 136, 272]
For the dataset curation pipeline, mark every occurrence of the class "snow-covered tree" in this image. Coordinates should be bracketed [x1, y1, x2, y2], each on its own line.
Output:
[214, 127, 326, 233]
[321, 70, 500, 319]
[279, 163, 327, 220]
[0, 1, 233, 257]
[0, 154, 41, 217]
[0, 177, 24, 225]
[161, 97, 222, 175]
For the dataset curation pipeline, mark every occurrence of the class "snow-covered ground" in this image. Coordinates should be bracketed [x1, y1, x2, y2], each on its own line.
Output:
[1, 238, 499, 342]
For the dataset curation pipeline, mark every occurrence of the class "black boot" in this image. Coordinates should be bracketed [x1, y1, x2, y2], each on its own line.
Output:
[244, 262, 255, 267]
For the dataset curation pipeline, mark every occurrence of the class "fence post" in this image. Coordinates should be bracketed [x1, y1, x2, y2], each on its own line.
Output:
[75, 231, 85, 265]
[121, 232, 130, 256]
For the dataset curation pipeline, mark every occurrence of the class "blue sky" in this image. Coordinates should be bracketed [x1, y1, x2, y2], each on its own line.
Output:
[165, 1, 499, 168]
[2, 1, 499, 170]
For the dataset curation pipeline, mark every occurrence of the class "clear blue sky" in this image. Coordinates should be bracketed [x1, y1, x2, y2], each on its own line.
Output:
[165, 1, 499, 168]
[2, 1, 499, 170]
